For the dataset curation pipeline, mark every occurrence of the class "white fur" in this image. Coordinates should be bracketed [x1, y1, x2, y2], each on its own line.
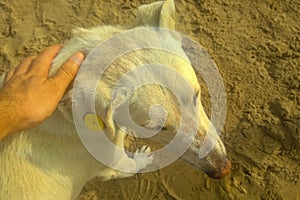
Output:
[0, 1, 229, 199]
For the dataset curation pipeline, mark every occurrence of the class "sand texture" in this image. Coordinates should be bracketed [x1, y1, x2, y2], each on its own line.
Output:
[0, 0, 299, 199]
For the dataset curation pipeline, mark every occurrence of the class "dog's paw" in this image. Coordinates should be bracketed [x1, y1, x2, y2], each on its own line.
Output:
[133, 145, 153, 171]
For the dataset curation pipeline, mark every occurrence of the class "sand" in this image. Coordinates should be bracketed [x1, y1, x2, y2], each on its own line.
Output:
[0, 0, 299, 199]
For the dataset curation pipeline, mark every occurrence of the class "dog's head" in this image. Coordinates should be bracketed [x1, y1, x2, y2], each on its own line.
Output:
[54, 0, 231, 178]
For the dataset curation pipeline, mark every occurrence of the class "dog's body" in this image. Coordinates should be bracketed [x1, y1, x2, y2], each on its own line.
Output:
[0, 1, 230, 199]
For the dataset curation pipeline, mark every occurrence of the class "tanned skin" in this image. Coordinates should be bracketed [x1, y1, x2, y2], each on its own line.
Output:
[0, 44, 85, 140]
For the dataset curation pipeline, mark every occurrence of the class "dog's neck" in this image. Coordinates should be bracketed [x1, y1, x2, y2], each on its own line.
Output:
[0, 111, 104, 199]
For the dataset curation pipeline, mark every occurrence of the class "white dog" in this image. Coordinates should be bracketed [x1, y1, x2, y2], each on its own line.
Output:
[0, 0, 231, 199]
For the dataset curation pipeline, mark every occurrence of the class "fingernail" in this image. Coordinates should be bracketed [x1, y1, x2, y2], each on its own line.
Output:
[71, 52, 85, 66]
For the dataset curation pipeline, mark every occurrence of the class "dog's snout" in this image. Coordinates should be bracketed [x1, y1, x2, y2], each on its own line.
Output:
[206, 158, 231, 179]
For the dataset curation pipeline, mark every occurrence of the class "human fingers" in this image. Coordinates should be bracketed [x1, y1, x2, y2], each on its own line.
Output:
[28, 44, 63, 76]
[13, 56, 36, 77]
[4, 67, 16, 83]
[48, 52, 85, 98]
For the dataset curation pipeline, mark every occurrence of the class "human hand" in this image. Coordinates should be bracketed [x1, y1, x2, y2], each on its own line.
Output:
[0, 44, 85, 138]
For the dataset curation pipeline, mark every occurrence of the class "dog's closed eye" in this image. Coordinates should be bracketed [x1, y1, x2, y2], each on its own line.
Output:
[161, 126, 168, 131]
[146, 125, 168, 131]
[157, 125, 170, 131]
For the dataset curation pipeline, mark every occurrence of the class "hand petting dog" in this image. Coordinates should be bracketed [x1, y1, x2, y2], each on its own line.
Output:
[0, 45, 85, 140]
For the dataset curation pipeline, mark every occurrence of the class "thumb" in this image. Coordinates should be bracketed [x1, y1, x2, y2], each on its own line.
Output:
[51, 52, 85, 87]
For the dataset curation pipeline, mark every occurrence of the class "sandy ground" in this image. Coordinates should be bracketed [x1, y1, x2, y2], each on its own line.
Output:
[0, 0, 299, 199]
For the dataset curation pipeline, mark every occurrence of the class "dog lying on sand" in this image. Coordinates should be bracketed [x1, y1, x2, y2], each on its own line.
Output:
[0, 0, 231, 199]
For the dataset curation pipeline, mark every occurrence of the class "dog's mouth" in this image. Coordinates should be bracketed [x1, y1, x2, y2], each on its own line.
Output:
[182, 149, 231, 179]
[180, 135, 231, 179]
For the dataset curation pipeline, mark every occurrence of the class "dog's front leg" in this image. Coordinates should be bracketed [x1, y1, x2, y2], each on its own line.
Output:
[100, 146, 152, 180]
[110, 129, 154, 179]
[117, 145, 153, 177]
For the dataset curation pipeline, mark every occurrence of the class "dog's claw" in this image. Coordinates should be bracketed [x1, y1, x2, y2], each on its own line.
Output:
[133, 145, 153, 171]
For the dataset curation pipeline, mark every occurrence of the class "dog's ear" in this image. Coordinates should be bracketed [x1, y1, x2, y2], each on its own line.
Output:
[136, 0, 175, 29]
[105, 87, 132, 140]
